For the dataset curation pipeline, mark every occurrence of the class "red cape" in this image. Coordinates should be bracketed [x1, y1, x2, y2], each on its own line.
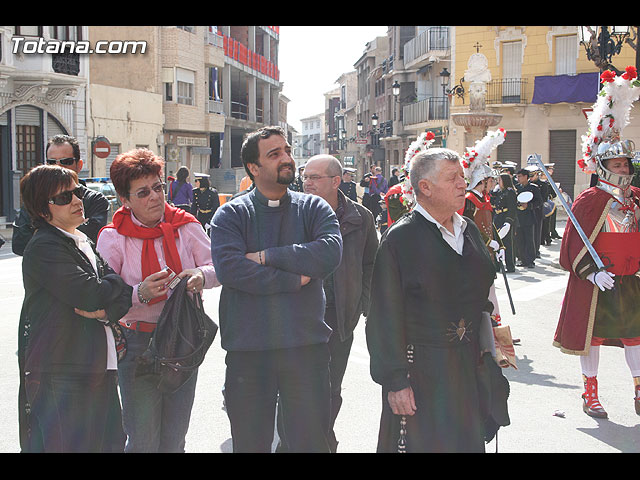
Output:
[554, 185, 640, 355]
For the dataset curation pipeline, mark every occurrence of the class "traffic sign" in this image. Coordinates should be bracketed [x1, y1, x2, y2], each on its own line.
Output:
[93, 136, 111, 159]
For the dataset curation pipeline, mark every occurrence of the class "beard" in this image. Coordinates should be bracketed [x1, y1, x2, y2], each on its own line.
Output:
[276, 163, 295, 185]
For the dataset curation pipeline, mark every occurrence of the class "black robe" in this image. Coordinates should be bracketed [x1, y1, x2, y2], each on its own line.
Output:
[366, 210, 508, 452]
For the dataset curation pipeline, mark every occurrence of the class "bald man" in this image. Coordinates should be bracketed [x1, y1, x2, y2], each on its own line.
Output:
[302, 155, 379, 452]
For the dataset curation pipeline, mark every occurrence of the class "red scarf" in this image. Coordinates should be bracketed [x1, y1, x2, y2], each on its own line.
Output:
[100, 203, 199, 304]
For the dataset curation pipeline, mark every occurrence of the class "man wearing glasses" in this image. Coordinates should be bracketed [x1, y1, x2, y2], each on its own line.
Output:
[12, 134, 110, 255]
[302, 154, 378, 452]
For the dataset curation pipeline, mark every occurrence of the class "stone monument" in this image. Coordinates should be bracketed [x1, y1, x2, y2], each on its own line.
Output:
[451, 52, 503, 145]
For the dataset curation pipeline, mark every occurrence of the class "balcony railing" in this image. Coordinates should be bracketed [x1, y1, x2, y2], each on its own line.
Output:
[486, 78, 528, 105]
[403, 97, 449, 126]
[230, 100, 248, 120]
[208, 98, 224, 115]
[404, 27, 450, 66]
[207, 31, 223, 48]
[378, 120, 393, 138]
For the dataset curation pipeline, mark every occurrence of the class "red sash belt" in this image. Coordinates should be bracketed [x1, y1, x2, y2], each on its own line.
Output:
[593, 232, 640, 276]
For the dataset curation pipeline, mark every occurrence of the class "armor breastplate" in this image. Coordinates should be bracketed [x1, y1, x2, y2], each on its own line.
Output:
[600, 195, 640, 233]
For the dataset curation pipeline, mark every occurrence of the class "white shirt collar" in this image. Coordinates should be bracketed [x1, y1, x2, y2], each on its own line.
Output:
[413, 203, 467, 255]
[55, 226, 89, 246]
[55, 226, 98, 273]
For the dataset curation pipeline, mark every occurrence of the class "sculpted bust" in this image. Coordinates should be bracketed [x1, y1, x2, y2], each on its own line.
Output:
[464, 54, 492, 111]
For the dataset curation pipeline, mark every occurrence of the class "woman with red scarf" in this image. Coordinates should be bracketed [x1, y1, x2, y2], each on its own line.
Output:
[97, 148, 220, 452]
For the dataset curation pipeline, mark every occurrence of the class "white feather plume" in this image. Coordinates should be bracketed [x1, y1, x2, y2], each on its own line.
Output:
[580, 66, 640, 173]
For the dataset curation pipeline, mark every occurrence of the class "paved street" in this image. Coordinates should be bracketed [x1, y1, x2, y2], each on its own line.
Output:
[0, 217, 639, 453]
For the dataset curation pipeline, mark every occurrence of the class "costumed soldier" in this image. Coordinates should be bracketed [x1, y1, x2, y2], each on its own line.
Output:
[554, 66, 640, 418]
[339, 167, 358, 202]
[366, 132, 511, 453]
[384, 182, 409, 227]
[515, 168, 542, 268]
[191, 173, 220, 236]
[459, 129, 508, 327]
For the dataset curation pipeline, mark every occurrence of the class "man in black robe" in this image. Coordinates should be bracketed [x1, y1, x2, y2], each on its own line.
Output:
[366, 147, 510, 453]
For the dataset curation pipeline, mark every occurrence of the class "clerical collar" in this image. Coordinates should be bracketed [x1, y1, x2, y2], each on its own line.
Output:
[254, 187, 290, 208]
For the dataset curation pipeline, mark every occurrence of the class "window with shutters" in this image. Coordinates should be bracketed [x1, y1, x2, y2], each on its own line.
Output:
[555, 35, 577, 76]
[176, 68, 195, 106]
[502, 41, 522, 103]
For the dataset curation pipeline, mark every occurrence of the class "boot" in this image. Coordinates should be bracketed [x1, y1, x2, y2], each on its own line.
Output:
[634, 377, 640, 416]
[582, 375, 608, 419]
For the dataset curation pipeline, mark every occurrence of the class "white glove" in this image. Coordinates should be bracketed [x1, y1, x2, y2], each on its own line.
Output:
[587, 271, 615, 291]
[488, 240, 500, 252]
[496, 248, 505, 264]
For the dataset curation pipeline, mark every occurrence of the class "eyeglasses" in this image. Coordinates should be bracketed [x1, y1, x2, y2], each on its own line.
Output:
[302, 175, 338, 182]
[130, 182, 165, 199]
[48, 185, 85, 206]
[46, 157, 77, 166]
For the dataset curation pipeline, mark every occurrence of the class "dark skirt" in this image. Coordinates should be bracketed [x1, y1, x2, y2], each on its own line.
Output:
[376, 344, 486, 453]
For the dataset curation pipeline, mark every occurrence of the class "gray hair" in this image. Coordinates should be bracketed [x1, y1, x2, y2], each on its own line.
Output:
[409, 148, 461, 194]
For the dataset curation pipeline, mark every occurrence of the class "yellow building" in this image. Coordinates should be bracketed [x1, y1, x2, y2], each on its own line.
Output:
[447, 26, 638, 199]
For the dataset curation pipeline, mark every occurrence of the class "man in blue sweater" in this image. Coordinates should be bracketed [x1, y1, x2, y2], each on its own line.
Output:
[210, 126, 342, 452]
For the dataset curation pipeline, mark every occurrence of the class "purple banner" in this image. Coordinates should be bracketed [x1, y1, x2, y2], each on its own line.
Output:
[532, 72, 599, 104]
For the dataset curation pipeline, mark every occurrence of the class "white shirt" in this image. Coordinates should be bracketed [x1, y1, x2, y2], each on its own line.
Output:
[56, 227, 117, 370]
[413, 203, 467, 255]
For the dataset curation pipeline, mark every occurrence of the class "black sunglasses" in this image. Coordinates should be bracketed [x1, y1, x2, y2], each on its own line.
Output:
[46, 157, 77, 166]
[48, 185, 85, 206]
[131, 182, 165, 199]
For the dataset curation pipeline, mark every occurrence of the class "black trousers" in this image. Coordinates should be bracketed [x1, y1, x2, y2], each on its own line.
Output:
[533, 209, 543, 255]
[502, 228, 516, 272]
[24, 370, 124, 452]
[276, 306, 354, 453]
[324, 306, 354, 452]
[516, 223, 536, 267]
[225, 343, 331, 452]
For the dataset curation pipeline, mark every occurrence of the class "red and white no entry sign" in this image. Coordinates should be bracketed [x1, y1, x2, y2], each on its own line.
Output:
[93, 137, 111, 158]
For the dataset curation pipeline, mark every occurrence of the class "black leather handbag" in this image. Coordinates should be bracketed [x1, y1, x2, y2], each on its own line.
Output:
[136, 276, 218, 393]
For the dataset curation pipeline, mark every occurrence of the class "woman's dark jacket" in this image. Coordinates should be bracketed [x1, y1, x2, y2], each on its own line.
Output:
[19, 222, 132, 375]
[18, 222, 132, 450]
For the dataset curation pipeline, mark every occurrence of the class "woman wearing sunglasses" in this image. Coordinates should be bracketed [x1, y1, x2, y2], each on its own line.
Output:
[96, 148, 220, 453]
[18, 164, 133, 452]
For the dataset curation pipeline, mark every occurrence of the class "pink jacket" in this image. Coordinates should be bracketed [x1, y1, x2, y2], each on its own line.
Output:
[97, 212, 220, 326]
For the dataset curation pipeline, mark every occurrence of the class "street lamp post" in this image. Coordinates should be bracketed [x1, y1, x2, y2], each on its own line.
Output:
[579, 26, 631, 73]
[439, 67, 465, 101]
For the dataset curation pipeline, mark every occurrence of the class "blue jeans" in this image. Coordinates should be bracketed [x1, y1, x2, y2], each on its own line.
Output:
[118, 328, 198, 452]
[25, 371, 124, 452]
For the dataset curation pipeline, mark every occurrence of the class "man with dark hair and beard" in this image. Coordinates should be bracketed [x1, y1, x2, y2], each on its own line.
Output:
[210, 126, 343, 452]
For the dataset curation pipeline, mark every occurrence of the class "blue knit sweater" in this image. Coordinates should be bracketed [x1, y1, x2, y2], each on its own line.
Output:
[210, 188, 342, 351]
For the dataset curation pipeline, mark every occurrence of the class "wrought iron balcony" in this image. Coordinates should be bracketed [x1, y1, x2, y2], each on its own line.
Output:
[402, 97, 449, 126]
[486, 78, 528, 105]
